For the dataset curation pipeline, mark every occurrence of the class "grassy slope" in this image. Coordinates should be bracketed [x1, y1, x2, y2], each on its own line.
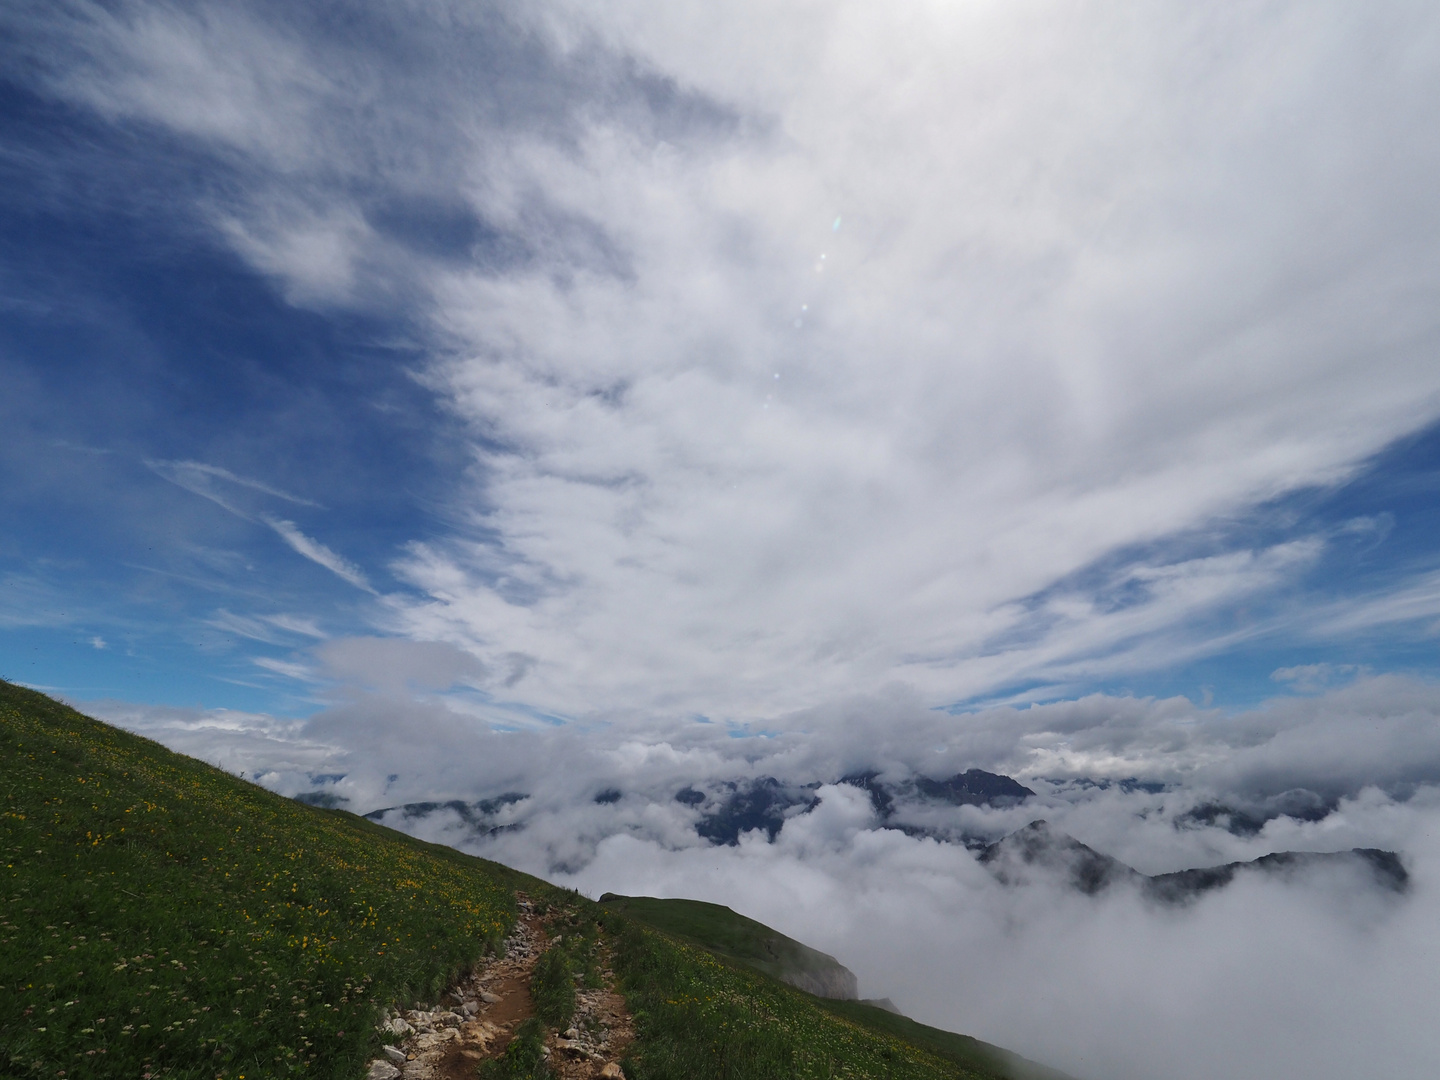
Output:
[2, 681, 1083, 1080]
[0, 680, 535, 1080]
[610, 917, 994, 1080]
[597, 893, 851, 992]
[600, 894, 1076, 1080]
[813, 1001, 1077, 1080]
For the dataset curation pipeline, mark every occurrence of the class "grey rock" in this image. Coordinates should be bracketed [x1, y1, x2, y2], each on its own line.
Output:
[366, 1061, 401, 1080]
[479, 990, 501, 1004]
[382, 1045, 407, 1066]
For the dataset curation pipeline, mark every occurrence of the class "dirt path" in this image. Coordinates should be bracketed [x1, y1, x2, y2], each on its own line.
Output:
[367, 895, 633, 1080]
[432, 911, 543, 1079]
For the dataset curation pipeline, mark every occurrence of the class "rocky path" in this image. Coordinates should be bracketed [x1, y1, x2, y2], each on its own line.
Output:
[366, 896, 632, 1080]
[543, 980, 633, 1080]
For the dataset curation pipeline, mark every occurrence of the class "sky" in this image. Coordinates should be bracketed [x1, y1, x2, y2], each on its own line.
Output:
[4, 4, 1440, 1078]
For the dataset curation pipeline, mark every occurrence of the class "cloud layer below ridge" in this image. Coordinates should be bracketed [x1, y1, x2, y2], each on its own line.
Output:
[87, 673, 1440, 1080]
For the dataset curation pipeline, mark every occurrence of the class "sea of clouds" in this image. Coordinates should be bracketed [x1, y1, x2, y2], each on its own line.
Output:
[88, 667, 1440, 1080]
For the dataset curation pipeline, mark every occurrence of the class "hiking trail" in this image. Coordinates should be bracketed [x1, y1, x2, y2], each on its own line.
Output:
[366, 894, 633, 1080]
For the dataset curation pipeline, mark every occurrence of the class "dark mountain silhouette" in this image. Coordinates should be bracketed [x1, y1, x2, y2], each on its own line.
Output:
[981, 820, 1409, 903]
[1174, 789, 1337, 837]
[695, 777, 821, 845]
[1146, 846, 1408, 902]
[980, 820, 1138, 894]
[917, 769, 1036, 806]
[362, 793, 530, 840]
[838, 767, 1035, 820]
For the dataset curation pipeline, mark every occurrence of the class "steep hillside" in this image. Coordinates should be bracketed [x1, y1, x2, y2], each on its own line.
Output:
[2, 681, 1078, 1080]
[813, 1001, 1077, 1080]
[0, 679, 531, 1079]
[598, 894, 1075, 1080]
[597, 894, 858, 999]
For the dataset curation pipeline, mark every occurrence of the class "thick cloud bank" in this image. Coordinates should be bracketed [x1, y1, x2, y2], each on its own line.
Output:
[91, 674, 1440, 1080]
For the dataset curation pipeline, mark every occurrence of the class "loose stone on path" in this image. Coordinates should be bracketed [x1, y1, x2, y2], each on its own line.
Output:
[363, 893, 631, 1080]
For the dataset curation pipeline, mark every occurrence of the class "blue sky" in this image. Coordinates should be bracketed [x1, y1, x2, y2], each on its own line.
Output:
[3, 1, 1440, 725]
[0, 78, 448, 708]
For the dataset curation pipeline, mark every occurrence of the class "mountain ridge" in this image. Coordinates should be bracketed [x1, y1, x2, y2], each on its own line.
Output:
[596, 892, 859, 1000]
[980, 819, 1409, 901]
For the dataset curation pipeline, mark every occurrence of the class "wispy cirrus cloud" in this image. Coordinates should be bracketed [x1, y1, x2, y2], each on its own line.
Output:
[205, 608, 328, 646]
[145, 458, 375, 594]
[261, 516, 375, 594]
[146, 459, 321, 511]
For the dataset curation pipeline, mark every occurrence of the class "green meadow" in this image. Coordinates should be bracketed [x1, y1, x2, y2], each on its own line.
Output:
[0, 680, 527, 1079]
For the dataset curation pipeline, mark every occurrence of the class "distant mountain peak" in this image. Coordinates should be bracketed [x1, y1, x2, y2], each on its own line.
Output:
[979, 820, 1136, 894]
[916, 769, 1035, 807]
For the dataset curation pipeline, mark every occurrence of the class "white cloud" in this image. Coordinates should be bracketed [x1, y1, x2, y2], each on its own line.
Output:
[262, 516, 376, 594]
[261, 613, 327, 638]
[251, 655, 314, 682]
[373, 3, 1440, 713]
[314, 636, 486, 695]
[1272, 662, 1361, 693]
[1309, 570, 1440, 636]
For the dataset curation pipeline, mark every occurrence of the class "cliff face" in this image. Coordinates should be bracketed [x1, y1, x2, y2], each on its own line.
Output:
[780, 962, 860, 1000]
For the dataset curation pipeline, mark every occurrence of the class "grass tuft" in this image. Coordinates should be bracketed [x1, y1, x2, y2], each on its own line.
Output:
[478, 1016, 552, 1080]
